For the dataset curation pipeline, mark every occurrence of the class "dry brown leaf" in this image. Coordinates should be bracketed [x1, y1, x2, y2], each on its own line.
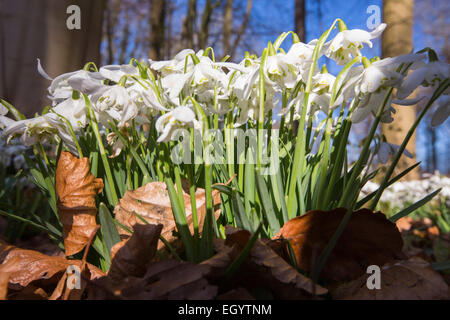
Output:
[396, 217, 414, 232]
[274, 208, 404, 282]
[331, 257, 449, 300]
[200, 239, 238, 276]
[8, 285, 48, 300]
[56, 151, 104, 256]
[114, 181, 221, 249]
[224, 226, 327, 299]
[108, 223, 163, 282]
[89, 260, 217, 300]
[0, 241, 105, 299]
[0, 271, 9, 300]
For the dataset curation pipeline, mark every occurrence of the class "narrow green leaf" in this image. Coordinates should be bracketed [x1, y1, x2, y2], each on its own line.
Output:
[389, 188, 441, 223]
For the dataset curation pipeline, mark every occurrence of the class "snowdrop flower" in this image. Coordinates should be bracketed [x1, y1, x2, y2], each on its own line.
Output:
[0, 102, 15, 129]
[127, 83, 167, 112]
[351, 90, 394, 123]
[94, 85, 137, 127]
[264, 53, 298, 89]
[325, 23, 386, 65]
[37, 59, 105, 104]
[150, 49, 197, 76]
[285, 40, 317, 65]
[2, 114, 78, 153]
[431, 102, 450, 127]
[98, 64, 139, 83]
[51, 97, 87, 131]
[357, 61, 402, 94]
[155, 106, 200, 142]
[160, 56, 227, 105]
[375, 141, 413, 164]
[0, 138, 28, 169]
[397, 60, 450, 99]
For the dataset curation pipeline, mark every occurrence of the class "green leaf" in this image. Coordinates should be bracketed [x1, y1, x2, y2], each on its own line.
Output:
[98, 203, 121, 261]
[389, 188, 441, 223]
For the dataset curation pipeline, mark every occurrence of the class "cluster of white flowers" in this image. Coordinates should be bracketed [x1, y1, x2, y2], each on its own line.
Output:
[362, 172, 450, 208]
[0, 22, 448, 156]
[0, 136, 27, 170]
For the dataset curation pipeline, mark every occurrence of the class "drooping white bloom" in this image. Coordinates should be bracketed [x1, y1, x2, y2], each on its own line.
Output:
[155, 106, 200, 142]
[397, 60, 450, 99]
[94, 85, 137, 127]
[51, 97, 87, 131]
[264, 53, 298, 89]
[1, 114, 78, 153]
[98, 64, 139, 83]
[127, 83, 167, 112]
[431, 102, 450, 127]
[0, 102, 15, 129]
[150, 49, 197, 76]
[351, 90, 395, 123]
[160, 56, 228, 106]
[325, 23, 386, 65]
[376, 141, 413, 164]
[37, 59, 105, 104]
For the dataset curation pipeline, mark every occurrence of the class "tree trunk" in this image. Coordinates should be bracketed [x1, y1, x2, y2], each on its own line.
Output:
[230, 0, 252, 59]
[381, 0, 418, 179]
[223, 0, 233, 55]
[149, 0, 166, 60]
[295, 0, 306, 41]
[0, 0, 105, 116]
[182, 0, 197, 49]
[199, 0, 219, 49]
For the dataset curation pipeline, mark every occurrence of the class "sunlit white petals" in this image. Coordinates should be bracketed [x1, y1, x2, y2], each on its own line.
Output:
[99, 64, 139, 83]
[397, 61, 450, 99]
[326, 23, 386, 65]
[36, 58, 53, 80]
[155, 106, 199, 142]
[51, 97, 87, 131]
[94, 86, 137, 127]
[359, 65, 401, 93]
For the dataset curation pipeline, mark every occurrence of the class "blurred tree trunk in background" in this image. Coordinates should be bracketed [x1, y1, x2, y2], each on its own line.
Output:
[0, 0, 105, 117]
[223, 0, 233, 55]
[381, 0, 419, 179]
[230, 0, 252, 59]
[182, 0, 197, 49]
[199, 0, 220, 49]
[149, 0, 166, 60]
[295, 0, 306, 41]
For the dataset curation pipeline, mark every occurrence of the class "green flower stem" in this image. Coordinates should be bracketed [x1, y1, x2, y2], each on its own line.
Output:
[84, 95, 119, 205]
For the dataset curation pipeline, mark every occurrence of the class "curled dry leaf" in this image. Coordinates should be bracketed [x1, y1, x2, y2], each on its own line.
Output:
[0, 240, 104, 300]
[274, 208, 404, 282]
[0, 271, 9, 300]
[108, 223, 163, 282]
[90, 260, 217, 300]
[331, 257, 449, 300]
[224, 226, 327, 299]
[114, 181, 221, 249]
[200, 239, 238, 276]
[56, 151, 104, 256]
